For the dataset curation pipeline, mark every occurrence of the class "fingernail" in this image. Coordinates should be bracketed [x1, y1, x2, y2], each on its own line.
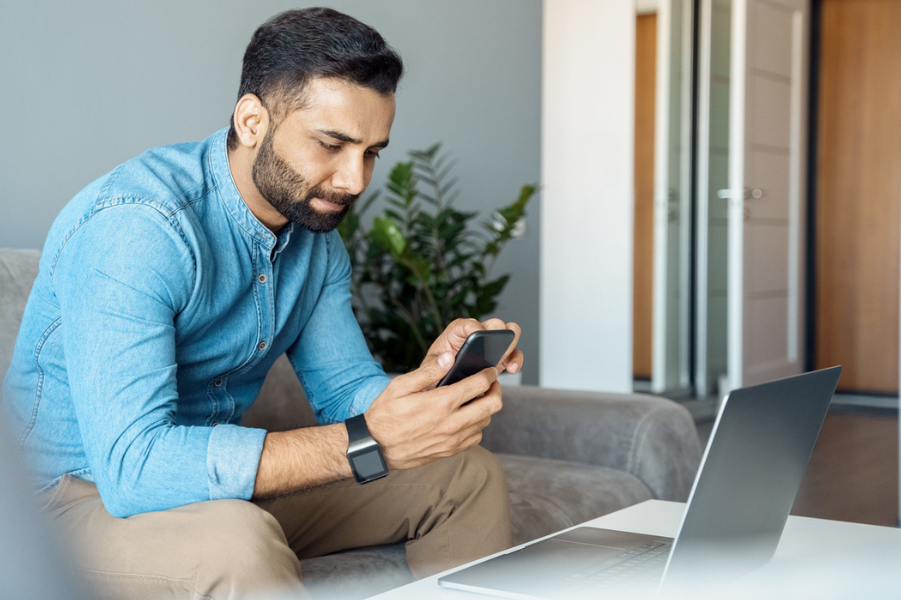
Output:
[438, 352, 453, 368]
[508, 363, 520, 374]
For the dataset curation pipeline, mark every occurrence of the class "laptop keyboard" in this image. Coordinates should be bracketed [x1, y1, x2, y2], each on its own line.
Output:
[560, 541, 671, 593]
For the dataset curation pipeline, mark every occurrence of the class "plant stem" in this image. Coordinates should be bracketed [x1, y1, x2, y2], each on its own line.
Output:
[373, 270, 430, 355]
[386, 292, 429, 355]
[421, 276, 444, 334]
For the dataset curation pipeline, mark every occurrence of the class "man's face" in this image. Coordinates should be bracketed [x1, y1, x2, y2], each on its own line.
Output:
[251, 77, 396, 233]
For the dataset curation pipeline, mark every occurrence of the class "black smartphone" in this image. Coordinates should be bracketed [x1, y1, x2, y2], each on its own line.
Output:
[436, 329, 516, 387]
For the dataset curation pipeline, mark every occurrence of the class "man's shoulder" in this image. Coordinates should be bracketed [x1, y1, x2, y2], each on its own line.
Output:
[42, 131, 228, 273]
[97, 132, 222, 217]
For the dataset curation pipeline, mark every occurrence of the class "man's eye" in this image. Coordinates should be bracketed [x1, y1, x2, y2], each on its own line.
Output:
[319, 141, 341, 152]
[366, 150, 381, 159]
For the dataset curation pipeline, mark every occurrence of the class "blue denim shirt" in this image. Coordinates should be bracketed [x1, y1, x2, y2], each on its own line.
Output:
[1, 128, 390, 517]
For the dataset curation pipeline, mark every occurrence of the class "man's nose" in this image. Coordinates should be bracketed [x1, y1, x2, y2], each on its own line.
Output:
[332, 154, 367, 196]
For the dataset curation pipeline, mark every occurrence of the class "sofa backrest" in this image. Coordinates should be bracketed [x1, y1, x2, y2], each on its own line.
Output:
[0, 247, 316, 431]
[0, 249, 41, 384]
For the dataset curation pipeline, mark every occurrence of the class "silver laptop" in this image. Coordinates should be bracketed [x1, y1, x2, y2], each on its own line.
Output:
[438, 367, 842, 599]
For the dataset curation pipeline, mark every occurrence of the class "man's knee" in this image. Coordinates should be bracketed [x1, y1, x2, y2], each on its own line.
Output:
[190, 500, 303, 597]
[403, 446, 512, 577]
[448, 445, 510, 499]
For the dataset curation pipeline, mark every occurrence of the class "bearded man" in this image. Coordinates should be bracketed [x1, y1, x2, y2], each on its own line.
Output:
[1, 7, 522, 599]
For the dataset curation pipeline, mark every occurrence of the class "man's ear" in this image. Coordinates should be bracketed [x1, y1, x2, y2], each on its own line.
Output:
[232, 94, 270, 149]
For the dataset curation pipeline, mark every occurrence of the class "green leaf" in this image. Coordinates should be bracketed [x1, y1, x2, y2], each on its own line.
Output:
[370, 217, 407, 257]
[384, 209, 404, 223]
[339, 143, 536, 372]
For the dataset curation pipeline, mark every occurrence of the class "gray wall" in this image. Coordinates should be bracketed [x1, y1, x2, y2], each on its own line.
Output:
[0, 0, 542, 383]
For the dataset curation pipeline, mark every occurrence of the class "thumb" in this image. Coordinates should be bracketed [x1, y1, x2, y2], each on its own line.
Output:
[392, 351, 455, 393]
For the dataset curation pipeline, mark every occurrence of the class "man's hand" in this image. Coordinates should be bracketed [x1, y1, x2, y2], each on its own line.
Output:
[253, 319, 524, 499]
[365, 318, 523, 471]
[422, 318, 524, 382]
[365, 354, 501, 470]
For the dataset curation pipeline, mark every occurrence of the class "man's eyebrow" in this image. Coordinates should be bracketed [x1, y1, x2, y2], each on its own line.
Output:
[317, 129, 390, 148]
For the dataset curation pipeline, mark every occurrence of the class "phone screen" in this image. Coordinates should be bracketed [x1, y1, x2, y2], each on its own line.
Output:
[437, 330, 515, 387]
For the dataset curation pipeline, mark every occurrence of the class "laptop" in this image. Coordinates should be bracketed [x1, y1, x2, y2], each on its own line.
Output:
[438, 366, 843, 599]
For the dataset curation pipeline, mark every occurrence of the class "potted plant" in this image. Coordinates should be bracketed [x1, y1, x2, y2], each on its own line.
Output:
[338, 144, 536, 373]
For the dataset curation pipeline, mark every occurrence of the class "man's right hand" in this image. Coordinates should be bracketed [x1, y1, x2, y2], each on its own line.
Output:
[364, 352, 502, 471]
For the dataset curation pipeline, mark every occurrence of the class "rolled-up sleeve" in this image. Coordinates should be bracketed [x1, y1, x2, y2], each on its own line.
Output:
[54, 203, 265, 517]
[206, 424, 267, 501]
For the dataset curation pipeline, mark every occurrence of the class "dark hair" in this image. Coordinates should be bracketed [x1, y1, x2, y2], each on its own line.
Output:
[227, 7, 403, 149]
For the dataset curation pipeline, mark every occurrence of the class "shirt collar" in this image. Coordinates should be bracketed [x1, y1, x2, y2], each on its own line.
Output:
[273, 222, 295, 257]
[207, 127, 285, 251]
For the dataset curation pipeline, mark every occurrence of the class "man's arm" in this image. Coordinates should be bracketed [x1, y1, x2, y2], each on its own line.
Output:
[55, 205, 267, 517]
[252, 348, 502, 498]
[282, 233, 524, 423]
[284, 232, 391, 425]
[262, 233, 524, 497]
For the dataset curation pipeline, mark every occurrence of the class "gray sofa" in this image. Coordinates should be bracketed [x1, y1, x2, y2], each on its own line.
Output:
[0, 247, 701, 599]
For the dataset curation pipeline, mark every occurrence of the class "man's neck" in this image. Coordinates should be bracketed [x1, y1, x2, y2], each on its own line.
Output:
[226, 145, 288, 234]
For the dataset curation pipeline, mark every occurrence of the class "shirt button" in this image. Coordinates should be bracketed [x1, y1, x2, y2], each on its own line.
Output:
[214, 378, 222, 387]
[258, 273, 267, 284]
[258, 341, 267, 351]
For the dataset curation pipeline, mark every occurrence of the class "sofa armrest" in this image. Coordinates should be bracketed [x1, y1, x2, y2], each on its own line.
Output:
[480, 385, 702, 502]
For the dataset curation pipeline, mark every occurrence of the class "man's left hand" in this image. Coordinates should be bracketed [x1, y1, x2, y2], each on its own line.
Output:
[420, 318, 524, 385]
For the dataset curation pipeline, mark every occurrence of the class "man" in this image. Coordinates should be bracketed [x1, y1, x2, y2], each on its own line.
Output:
[1, 7, 523, 599]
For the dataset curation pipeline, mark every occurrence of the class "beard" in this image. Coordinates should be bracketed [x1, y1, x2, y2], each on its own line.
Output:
[251, 129, 358, 233]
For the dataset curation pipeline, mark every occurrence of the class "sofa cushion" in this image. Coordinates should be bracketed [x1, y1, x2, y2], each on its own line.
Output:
[0, 248, 41, 383]
[243, 354, 317, 431]
[499, 453, 653, 546]
[300, 544, 410, 599]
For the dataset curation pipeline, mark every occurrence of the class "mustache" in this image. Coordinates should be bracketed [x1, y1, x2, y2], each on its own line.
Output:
[306, 186, 359, 207]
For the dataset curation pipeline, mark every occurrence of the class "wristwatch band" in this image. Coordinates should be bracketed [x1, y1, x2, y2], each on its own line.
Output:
[345, 413, 372, 442]
[345, 414, 388, 484]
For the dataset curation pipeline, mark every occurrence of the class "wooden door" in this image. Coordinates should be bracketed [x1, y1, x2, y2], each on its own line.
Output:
[634, 12, 657, 380]
[815, 0, 901, 394]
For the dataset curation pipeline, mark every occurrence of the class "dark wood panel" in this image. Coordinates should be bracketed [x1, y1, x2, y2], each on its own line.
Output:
[634, 13, 657, 380]
[791, 411, 899, 526]
[816, 0, 901, 393]
[698, 410, 899, 526]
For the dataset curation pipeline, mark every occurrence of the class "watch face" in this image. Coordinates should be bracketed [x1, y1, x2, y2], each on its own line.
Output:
[351, 447, 388, 482]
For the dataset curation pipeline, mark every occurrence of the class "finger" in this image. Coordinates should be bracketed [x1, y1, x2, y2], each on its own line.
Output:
[392, 351, 455, 394]
[480, 318, 506, 330]
[438, 366, 499, 410]
[459, 428, 485, 452]
[459, 380, 503, 416]
[423, 318, 483, 362]
[442, 419, 488, 456]
[444, 318, 484, 351]
[505, 321, 522, 347]
[496, 322, 522, 371]
[500, 349, 525, 374]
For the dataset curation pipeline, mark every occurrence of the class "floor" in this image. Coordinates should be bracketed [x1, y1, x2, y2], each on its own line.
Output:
[693, 404, 900, 527]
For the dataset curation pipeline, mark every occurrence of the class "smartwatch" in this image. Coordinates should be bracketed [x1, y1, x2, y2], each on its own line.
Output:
[345, 414, 389, 484]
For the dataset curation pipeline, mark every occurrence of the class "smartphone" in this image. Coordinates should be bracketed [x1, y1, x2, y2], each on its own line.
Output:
[436, 329, 516, 387]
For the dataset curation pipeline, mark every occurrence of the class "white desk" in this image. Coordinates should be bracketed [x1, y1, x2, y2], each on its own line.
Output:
[371, 500, 901, 599]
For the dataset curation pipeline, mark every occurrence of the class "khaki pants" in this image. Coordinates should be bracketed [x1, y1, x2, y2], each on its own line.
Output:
[42, 445, 512, 600]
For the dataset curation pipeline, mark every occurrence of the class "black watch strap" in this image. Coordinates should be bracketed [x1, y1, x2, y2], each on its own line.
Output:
[345, 414, 388, 484]
[345, 413, 372, 443]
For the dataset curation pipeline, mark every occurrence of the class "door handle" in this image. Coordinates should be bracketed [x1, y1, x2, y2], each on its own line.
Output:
[717, 188, 764, 199]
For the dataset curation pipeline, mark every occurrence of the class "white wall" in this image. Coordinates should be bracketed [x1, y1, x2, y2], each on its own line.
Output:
[636, 0, 660, 15]
[541, 0, 635, 392]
